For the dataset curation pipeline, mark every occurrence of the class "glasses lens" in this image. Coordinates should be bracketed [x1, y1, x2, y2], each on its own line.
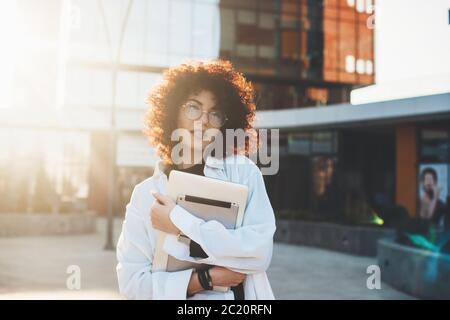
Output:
[209, 111, 226, 128]
[184, 103, 202, 120]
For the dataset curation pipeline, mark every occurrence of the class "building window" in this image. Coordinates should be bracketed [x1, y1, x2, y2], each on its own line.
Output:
[365, 60, 374, 75]
[365, 0, 374, 14]
[356, 0, 365, 13]
[356, 59, 365, 74]
[345, 55, 356, 73]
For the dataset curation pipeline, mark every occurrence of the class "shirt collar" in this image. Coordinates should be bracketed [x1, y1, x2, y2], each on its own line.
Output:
[152, 155, 225, 179]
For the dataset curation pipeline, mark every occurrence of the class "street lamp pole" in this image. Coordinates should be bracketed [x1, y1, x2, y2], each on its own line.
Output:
[97, 0, 134, 251]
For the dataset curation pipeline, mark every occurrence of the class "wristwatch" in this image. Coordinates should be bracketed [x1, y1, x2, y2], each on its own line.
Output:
[197, 268, 213, 290]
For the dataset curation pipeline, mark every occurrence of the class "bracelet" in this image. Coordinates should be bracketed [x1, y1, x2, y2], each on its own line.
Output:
[205, 268, 213, 288]
[197, 269, 213, 290]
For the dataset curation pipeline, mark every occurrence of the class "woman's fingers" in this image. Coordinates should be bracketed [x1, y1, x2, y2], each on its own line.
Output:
[151, 190, 169, 204]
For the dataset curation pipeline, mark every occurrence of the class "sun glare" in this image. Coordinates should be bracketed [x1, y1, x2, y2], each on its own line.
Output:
[0, 0, 17, 109]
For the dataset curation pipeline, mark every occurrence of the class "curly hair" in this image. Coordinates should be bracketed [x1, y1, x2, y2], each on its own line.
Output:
[143, 59, 256, 165]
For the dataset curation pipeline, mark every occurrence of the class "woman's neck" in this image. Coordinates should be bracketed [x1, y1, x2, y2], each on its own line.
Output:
[177, 162, 197, 170]
[176, 150, 204, 170]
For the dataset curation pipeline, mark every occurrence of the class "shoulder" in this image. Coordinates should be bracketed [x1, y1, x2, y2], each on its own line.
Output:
[223, 154, 262, 184]
[128, 175, 158, 214]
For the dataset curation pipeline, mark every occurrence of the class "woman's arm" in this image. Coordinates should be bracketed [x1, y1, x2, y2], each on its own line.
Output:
[165, 170, 276, 274]
[116, 181, 205, 299]
[116, 191, 196, 300]
[117, 187, 247, 299]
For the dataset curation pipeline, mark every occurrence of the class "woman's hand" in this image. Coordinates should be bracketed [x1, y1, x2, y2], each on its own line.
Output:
[186, 267, 246, 297]
[150, 191, 180, 235]
[209, 266, 246, 287]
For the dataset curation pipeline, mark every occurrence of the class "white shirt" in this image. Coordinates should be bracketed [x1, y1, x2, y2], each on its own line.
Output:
[116, 154, 276, 300]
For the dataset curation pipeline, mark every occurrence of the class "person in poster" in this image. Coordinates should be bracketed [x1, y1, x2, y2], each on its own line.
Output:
[419, 165, 447, 225]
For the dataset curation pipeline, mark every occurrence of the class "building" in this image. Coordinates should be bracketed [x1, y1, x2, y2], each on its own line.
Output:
[1, 0, 449, 229]
[219, 0, 374, 110]
[257, 93, 450, 225]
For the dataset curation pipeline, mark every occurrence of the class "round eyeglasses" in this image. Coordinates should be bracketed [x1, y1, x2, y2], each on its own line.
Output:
[181, 102, 228, 128]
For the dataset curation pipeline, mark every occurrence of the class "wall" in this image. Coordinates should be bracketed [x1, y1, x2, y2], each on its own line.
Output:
[395, 124, 417, 217]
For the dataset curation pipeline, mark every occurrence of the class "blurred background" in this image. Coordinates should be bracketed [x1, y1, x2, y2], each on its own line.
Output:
[0, 0, 449, 300]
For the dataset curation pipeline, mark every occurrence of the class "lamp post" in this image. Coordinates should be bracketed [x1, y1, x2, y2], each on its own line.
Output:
[97, 0, 134, 251]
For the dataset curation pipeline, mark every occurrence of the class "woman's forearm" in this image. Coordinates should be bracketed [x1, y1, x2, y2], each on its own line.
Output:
[187, 270, 203, 297]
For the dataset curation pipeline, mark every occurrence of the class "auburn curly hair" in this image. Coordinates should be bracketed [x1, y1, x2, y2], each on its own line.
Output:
[143, 60, 256, 165]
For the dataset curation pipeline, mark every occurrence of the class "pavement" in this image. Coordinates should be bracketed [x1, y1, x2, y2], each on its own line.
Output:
[0, 217, 414, 300]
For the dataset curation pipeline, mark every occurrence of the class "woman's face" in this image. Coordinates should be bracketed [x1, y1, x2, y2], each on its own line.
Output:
[177, 90, 222, 155]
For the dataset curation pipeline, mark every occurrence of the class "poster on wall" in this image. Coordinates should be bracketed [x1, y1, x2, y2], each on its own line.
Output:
[418, 164, 448, 224]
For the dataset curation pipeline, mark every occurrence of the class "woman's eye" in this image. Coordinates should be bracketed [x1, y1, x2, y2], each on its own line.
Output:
[211, 111, 223, 119]
[187, 104, 201, 112]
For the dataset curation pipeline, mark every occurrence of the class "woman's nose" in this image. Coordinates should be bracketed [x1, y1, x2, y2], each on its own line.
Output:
[201, 112, 209, 126]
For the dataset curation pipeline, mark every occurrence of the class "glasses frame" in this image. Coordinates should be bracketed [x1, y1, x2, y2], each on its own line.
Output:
[181, 103, 228, 128]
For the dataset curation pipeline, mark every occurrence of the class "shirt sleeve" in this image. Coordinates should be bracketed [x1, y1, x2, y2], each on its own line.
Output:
[116, 187, 193, 300]
[167, 169, 276, 274]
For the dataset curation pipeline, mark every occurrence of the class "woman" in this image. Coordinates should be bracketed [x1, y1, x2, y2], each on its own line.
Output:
[116, 60, 276, 300]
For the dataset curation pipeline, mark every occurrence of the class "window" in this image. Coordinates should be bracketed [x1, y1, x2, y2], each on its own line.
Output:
[288, 133, 311, 156]
[356, 59, 365, 74]
[345, 55, 355, 73]
[356, 0, 365, 13]
[365, 60, 373, 75]
[312, 131, 338, 154]
[365, 0, 374, 14]
[420, 129, 449, 163]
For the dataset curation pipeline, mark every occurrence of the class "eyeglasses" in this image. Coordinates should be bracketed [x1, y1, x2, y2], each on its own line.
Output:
[181, 102, 228, 128]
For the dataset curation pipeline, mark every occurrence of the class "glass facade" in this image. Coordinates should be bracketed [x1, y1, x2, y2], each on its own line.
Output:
[0, 129, 90, 214]
[266, 127, 396, 226]
[264, 130, 340, 221]
[2, 0, 377, 220]
[219, 0, 375, 109]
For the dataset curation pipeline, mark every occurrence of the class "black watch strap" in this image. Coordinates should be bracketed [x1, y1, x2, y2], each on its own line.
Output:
[197, 269, 213, 290]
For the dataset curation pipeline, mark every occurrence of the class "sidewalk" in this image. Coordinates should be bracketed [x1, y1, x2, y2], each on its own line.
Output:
[0, 217, 413, 299]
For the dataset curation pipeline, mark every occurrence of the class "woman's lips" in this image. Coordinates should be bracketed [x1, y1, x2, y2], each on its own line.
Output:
[190, 130, 204, 140]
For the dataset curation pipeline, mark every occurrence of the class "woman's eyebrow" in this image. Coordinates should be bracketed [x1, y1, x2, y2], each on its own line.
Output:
[186, 98, 203, 105]
[187, 98, 218, 110]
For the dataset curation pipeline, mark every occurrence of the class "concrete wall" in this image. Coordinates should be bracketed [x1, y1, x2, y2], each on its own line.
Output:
[275, 219, 395, 256]
[0, 213, 96, 237]
[378, 238, 450, 299]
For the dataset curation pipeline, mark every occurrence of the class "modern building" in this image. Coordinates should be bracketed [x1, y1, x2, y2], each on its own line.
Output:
[1, 0, 449, 230]
[257, 93, 450, 225]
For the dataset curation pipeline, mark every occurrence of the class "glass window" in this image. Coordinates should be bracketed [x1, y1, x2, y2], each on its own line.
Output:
[345, 55, 355, 73]
[237, 10, 256, 25]
[356, 59, 365, 74]
[420, 129, 449, 163]
[288, 133, 311, 155]
[281, 31, 299, 59]
[0, 129, 90, 214]
[365, 0, 374, 14]
[311, 156, 338, 219]
[356, 0, 365, 13]
[312, 131, 338, 154]
[365, 60, 374, 75]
